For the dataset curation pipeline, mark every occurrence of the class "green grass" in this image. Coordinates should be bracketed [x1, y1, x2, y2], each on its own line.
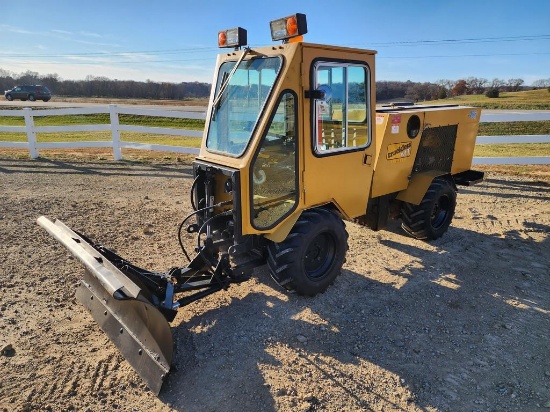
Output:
[424, 89, 550, 110]
[474, 143, 548, 157]
[0, 107, 547, 156]
[0, 131, 203, 147]
[475, 121, 549, 157]
[0, 113, 205, 128]
[120, 133, 201, 147]
[478, 121, 550, 136]
[0, 114, 205, 146]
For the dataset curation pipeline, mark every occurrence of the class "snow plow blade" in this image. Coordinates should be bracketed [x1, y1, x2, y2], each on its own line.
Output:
[37, 216, 173, 395]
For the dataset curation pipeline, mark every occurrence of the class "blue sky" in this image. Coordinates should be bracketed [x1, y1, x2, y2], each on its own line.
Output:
[1, 0, 549, 85]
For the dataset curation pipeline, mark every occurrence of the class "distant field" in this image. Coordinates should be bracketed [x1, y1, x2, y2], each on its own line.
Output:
[477, 120, 550, 136]
[0, 114, 205, 148]
[53, 97, 210, 107]
[49, 89, 550, 110]
[0, 94, 548, 181]
[423, 89, 550, 110]
[0, 112, 548, 154]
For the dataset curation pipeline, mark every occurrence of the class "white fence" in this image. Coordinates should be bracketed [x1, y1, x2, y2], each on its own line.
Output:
[0, 105, 549, 164]
[0, 105, 203, 160]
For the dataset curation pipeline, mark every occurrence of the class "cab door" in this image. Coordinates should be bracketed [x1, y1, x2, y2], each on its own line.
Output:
[302, 46, 377, 219]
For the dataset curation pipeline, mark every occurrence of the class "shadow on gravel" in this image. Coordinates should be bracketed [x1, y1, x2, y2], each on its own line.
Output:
[160, 222, 549, 411]
[0, 158, 194, 178]
[459, 177, 550, 200]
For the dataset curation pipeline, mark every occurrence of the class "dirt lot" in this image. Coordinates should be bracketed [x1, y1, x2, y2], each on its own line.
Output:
[0, 158, 549, 412]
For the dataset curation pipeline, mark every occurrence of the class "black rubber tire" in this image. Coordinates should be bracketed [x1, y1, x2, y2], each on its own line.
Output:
[6, 94, 13, 101]
[401, 177, 457, 240]
[28, 94, 36, 101]
[267, 208, 348, 296]
[43, 98, 50, 102]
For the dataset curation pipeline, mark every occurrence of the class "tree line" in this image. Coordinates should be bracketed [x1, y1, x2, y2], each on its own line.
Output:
[380, 77, 549, 102]
[1, 68, 549, 102]
[0, 69, 210, 100]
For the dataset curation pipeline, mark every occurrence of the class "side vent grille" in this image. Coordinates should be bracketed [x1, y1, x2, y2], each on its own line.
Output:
[413, 125, 458, 174]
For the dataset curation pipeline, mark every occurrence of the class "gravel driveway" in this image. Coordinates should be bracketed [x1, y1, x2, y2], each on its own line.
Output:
[1, 159, 549, 412]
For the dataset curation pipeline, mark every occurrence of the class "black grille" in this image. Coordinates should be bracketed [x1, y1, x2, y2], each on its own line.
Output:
[413, 125, 458, 174]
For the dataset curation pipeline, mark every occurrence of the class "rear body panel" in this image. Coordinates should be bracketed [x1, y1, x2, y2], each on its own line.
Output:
[371, 105, 481, 199]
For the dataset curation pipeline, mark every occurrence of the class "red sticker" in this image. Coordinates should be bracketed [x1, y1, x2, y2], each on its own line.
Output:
[391, 115, 401, 125]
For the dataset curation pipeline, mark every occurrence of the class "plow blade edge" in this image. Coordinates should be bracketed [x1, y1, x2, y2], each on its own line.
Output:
[37, 216, 173, 395]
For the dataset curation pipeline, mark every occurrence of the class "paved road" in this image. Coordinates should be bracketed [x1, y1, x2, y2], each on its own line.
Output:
[480, 109, 550, 122]
[1, 100, 549, 121]
[0, 100, 207, 112]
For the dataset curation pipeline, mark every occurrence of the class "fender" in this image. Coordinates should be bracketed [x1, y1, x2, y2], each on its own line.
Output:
[264, 210, 302, 242]
[396, 171, 450, 205]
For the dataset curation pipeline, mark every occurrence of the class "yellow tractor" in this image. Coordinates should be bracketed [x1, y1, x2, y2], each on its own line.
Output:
[38, 13, 483, 394]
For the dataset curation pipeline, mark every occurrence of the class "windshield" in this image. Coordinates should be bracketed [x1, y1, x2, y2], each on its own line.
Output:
[206, 56, 282, 156]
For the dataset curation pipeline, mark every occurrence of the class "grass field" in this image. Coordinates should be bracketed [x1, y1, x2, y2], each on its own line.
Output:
[0, 114, 205, 148]
[0, 116, 548, 157]
[0, 95, 548, 181]
[423, 88, 550, 110]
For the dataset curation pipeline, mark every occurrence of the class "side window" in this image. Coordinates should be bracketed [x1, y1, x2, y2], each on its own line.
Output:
[314, 63, 370, 153]
[251, 92, 298, 229]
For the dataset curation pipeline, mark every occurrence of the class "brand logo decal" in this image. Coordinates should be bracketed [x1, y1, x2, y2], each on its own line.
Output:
[387, 142, 412, 161]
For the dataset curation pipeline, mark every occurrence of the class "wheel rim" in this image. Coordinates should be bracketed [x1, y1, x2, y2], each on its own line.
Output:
[431, 195, 451, 229]
[304, 232, 336, 279]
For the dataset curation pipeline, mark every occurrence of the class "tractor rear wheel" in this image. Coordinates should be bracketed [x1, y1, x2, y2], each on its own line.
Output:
[401, 177, 456, 240]
[267, 208, 348, 296]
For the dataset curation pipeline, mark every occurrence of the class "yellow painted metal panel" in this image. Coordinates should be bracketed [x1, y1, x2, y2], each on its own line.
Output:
[396, 170, 444, 205]
[371, 111, 424, 197]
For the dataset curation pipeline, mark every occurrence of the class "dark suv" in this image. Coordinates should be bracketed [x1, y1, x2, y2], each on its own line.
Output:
[4, 85, 51, 102]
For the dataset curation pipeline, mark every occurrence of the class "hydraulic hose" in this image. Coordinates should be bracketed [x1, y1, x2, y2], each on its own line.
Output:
[177, 200, 232, 262]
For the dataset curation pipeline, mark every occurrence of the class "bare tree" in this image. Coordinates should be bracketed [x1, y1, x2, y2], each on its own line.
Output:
[532, 78, 550, 89]
[17, 70, 41, 85]
[506, 78, 524, 92]
[435, 79, 454, 98]
[489, 78, 505, 91]
[465, 77, 488, 94]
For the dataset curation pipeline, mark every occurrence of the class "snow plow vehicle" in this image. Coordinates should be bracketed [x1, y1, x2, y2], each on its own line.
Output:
[38, 13, 484, 394]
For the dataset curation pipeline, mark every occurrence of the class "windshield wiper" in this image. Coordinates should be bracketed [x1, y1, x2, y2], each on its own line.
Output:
[211, 47, 250, 120]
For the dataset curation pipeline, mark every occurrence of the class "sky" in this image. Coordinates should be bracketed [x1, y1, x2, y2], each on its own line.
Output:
[1, 0, 549, 85]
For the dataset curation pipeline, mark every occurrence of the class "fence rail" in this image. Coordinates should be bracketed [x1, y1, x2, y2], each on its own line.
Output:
[0, 105, 548, 164]
[0, 105, 203, 160]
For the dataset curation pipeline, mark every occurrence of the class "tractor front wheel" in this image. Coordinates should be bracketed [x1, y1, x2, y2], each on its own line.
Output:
[267, 208, 348, 296]
[401, 177, 457, 240]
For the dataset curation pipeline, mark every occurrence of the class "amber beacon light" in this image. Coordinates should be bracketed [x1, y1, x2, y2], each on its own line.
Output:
[270, 13, 307, 42]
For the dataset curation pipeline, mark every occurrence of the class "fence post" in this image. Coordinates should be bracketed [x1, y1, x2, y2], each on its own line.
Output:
[23, 108, 39, 159]
[109, 104, 122, 160]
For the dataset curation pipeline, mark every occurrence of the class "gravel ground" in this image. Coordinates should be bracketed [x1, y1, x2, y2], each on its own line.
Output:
[0, 158, 549, 412]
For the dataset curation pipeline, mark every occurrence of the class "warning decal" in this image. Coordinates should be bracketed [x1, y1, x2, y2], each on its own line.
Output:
[391, 114, 401, 124]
